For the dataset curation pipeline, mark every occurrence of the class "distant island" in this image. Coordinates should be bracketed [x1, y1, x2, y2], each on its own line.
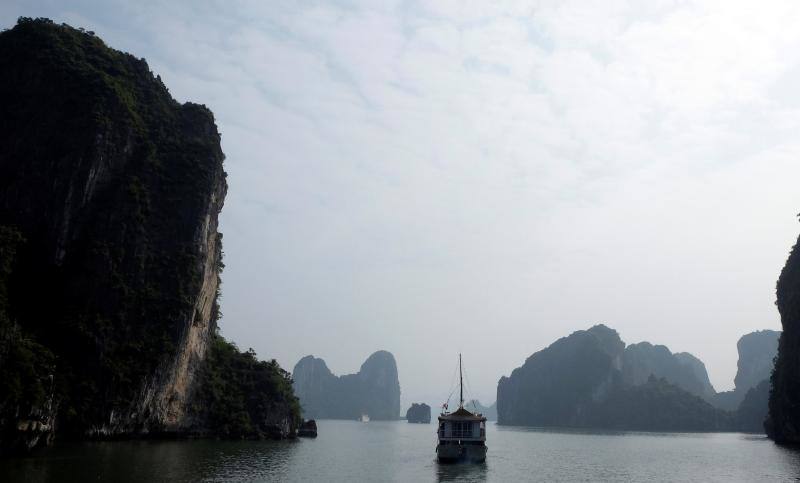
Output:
[497, 325, 777, 432]
[292, 351, 400, 420]
[0, 18, 300, 453]
[406, 403, 431, 423]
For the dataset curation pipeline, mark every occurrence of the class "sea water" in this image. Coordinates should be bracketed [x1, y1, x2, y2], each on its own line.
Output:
[2, 420, 799, 482]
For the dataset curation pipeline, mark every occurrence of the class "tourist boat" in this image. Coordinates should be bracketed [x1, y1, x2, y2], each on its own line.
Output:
[359, 414, 370, 422]
[436, 354, 487, 463]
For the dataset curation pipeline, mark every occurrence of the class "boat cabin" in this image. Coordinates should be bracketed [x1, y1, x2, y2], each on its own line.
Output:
[438, 407, 486, 442]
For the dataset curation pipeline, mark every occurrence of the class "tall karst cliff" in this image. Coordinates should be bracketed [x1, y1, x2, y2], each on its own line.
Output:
[735, 330, 780, 393]
[0, 18, 298, 451]
[497, 325, 625, 427]
[293, 351, 401, 420]
[712, 330, 779, 411]
[768, 227, 800, 443]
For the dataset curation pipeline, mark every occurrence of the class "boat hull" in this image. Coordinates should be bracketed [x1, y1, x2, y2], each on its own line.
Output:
[436, 443, 487, 463]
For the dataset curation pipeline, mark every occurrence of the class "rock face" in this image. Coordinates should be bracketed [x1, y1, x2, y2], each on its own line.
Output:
[293, 351, 400, 420]
[735, 331, 780, 393]
[497, 325, 732, 430]
[497, 325, 624, 427]
[0, 18, 298, 450]
[406, 403, 431, 423]
[737, 379, 771, 433]
[622, 343, 716, 401]
[712, 330, 779, 412]
[769, 229, 800, 443]
[586, 375, 732, 431]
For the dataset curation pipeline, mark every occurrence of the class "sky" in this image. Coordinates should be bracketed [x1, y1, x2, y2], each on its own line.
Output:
[4, 0, 800, 409]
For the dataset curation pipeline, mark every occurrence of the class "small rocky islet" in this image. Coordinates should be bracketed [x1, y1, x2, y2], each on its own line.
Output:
[405, 403, 431, 423]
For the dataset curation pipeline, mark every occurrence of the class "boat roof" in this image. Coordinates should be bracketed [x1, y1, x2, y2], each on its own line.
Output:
[438, 406, 486, 421]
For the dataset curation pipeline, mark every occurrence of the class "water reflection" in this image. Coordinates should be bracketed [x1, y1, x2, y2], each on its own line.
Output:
[435, 461, 488, 482]
[770, 439, 800, 478]
[0, 439, 303, 483]
[5, 422, 800, 482]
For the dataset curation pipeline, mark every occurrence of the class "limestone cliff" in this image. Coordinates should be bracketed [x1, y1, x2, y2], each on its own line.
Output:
[497, 325, 732, 430]
[768, 227, 800, 443]
[292, 351, 401, 420]
[496, 325, 625, 427]
[712, 330, 779, 412]
[735, 331, 780, 394]
[0, 18, 297, 450]
[622, 342, 716, 401]
[737, 379, 771, 433]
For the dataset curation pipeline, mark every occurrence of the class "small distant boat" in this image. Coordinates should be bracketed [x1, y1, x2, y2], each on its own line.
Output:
[298, 419, 318, 437]
[359, 414, 370, 422]
[436, 354, 487, 463]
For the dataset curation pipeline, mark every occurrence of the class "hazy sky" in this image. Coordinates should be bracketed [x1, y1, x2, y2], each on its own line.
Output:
[4, 1, 800, 409]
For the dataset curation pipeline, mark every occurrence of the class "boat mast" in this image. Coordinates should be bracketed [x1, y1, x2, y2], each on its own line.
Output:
[459, 353, 463, 408]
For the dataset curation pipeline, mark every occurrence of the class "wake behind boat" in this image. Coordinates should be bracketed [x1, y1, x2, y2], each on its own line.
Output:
[436, 354, 487, 463]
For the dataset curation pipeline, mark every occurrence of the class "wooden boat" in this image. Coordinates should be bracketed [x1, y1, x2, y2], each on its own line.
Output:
[436, 354, 487, 463]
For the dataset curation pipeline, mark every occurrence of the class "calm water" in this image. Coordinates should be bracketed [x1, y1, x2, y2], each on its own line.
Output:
[3, 421, 800, 482]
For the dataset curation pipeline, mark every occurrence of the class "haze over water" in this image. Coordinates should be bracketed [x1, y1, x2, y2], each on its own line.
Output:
[4, 1, 800, 406]
[4, 421, 800, 482]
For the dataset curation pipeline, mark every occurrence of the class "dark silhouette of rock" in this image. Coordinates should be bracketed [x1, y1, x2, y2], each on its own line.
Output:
[497, 325, 624, 427]
[711, 390, 740, 412]
[406, 403, 431, 423]
[736, 379, 770, 433]
[587, 375, 733, 431]
[769, 228, 800, 443]
[293, 351, 400, 421]
[298, 419, 318, 437]
[622, 342, 716, 401]
[712, 330, 779, 412]
[497, 325, 733, 431]
[0, 18, 299, 452]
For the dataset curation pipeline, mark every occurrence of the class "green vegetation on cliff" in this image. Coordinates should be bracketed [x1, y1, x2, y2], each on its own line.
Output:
[193, 336, 301, 439]
[737, 379, 771, 433]
[0, 226, 57, 450]
[587, 375, 733, 431]
[0, 18, 299, 449]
